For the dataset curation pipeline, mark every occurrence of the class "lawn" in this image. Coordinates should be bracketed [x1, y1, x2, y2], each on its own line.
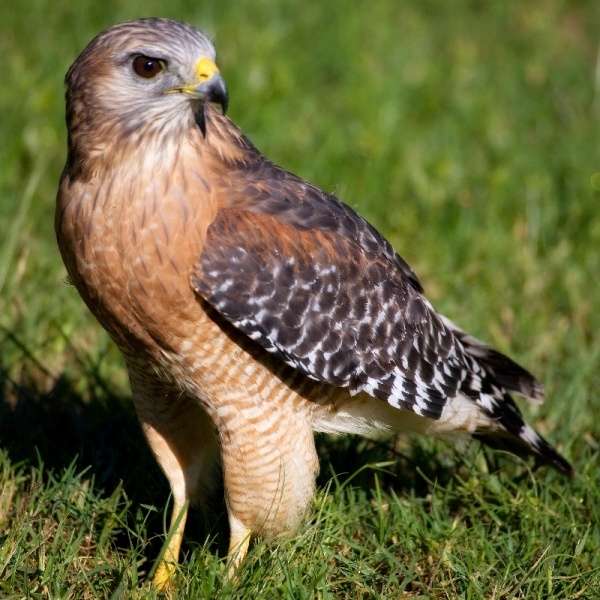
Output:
[1, 0, 599, 598]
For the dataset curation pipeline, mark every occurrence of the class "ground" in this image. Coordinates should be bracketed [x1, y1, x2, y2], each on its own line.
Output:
[1, 0, 599, 597]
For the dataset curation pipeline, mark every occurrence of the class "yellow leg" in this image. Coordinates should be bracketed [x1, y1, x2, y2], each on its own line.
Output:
[225, 515, 252, 580]
[153, 501, 189, 592]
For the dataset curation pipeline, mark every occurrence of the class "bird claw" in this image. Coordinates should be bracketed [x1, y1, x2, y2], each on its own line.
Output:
[153, 560, 177, 593]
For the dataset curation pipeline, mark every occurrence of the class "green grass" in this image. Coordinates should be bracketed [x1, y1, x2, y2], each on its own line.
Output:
[1, 0, 599, 597]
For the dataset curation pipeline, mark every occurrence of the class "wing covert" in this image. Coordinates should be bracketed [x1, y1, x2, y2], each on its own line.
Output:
[192, 203, 469, 420]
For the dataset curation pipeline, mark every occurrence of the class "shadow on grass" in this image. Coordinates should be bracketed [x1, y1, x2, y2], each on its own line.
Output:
[0, 327, 233, 565]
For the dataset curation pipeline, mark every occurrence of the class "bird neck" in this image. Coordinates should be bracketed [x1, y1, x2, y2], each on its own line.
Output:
[199, 104, 263, 168]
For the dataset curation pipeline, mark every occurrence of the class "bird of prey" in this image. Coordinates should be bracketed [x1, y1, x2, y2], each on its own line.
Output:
[55, 18, 572, 589]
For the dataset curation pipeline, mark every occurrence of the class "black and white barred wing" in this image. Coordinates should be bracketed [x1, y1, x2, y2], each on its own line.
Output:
[192, 205, 470, 421]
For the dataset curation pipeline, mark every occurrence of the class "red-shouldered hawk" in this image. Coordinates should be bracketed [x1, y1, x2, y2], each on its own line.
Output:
[55, 18, 572, 590]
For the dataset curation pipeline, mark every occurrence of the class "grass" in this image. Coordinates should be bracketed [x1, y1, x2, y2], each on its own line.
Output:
[1, 0, 599, 597]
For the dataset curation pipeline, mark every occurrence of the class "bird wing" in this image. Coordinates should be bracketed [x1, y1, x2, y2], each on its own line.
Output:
[191, 163, 474, 420]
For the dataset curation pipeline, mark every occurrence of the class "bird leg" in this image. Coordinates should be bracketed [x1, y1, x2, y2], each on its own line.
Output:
[128, 375, 220, 592]
[153, 500, 189, 591]
[225, 514, 252, 579]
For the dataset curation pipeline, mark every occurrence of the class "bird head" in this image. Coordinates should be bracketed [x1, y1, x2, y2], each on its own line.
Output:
[64, 17, 229, 166]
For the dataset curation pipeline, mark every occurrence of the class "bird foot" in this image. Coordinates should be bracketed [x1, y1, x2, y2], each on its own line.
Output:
[153, 559, 178, 594]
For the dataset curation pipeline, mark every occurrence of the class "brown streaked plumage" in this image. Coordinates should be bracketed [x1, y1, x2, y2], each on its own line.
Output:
[56, 18, 572, 590]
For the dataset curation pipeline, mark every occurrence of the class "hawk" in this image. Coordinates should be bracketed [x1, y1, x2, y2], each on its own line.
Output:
[55, 18, 572, 589]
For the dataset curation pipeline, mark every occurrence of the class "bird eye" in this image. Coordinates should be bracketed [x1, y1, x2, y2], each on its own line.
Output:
[132, 55, 164, 79]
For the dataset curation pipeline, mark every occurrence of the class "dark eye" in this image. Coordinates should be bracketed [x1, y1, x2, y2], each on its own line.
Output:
[132, 55, 164, 79]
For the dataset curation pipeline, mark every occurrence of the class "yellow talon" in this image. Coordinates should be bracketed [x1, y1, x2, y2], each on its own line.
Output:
[152, 501, 188, 592]
[153, 559, 177, 593]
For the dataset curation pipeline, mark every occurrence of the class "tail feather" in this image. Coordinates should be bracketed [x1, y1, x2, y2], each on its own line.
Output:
[473, 424, 573, 477]
[440, 315, 544, 404]
[438, 316, 572, 476]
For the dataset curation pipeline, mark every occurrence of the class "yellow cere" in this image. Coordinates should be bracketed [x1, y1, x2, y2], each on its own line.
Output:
[196, 57, 219, 83]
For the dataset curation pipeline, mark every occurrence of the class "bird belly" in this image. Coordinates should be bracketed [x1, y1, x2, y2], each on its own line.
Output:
[154, 327, 323, 537]
[313, 390, 432, 438]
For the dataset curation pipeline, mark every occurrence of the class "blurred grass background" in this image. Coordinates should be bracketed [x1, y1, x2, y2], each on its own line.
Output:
[1, 0, 599, 597]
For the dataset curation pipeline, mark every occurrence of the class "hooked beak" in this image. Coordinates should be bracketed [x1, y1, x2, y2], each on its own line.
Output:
[185, 57, 229, 114]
